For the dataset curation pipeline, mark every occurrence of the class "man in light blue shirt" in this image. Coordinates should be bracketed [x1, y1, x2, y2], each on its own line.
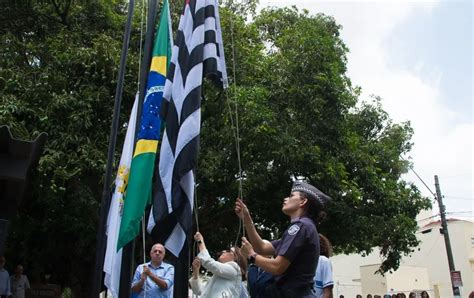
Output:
[0, 256, 11, 298]
[131, 244, 174, 298]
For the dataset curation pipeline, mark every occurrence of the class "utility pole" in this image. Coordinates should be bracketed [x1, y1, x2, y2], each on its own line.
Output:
[434, 175, 461, 297]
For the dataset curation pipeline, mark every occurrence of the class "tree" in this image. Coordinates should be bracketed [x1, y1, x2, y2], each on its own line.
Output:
[197, 5, 431, 274]
[0, 0, 139, 295]
[0, 0, 430, 295]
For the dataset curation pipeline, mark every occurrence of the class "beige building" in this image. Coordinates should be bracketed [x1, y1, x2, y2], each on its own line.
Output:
[359, 264, 430, 295]
[331, 216, 473, 297]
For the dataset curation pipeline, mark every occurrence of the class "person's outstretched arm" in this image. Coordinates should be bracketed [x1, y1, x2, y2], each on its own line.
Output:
[235, 198, 275, 255]
[241, 237, 290, 275]
[194, 232, 240, 279]
[189, 257, 203, 295]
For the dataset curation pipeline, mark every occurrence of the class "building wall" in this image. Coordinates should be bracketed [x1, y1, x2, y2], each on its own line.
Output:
[332, 253, 379, 297]
[331, 218, 473, 297]
[401, 219, 473, 297]
[360, 264, 386, 296]
[358, 264, 430, 296]
[386, 266, 430, 294]
[332, 254, 363, 297]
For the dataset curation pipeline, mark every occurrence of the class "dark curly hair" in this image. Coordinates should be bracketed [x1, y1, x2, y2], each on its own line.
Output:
[319, 234, 333, 257]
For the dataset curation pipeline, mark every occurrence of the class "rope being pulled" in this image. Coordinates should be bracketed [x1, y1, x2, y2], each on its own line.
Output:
[192, 10, 246, 249]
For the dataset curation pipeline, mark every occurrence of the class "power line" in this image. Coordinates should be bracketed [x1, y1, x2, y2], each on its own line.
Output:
[446, 211, 473, 214]
[439, 173, 472, 179]
[444, 196, 473, 201]
[416, 214, 439, 223]
[403, 159, 472, 204]
[402, 158, 437, 199]
[447, 214, 474, 218]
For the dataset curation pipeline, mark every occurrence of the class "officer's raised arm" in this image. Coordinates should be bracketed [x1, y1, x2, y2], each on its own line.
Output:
[235, 198, 275, 255]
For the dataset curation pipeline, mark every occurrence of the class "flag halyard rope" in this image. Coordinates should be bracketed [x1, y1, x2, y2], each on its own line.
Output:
[139, 2, 147, 298]
[228, 13, 246, 246]
[190, 5, 247, 248]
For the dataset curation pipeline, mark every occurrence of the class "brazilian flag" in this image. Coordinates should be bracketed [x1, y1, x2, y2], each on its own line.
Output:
[117, 0, 172, 250]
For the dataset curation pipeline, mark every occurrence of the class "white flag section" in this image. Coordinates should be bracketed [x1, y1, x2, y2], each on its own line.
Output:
[147, 0, 228, 258]
[103, 96, 138, 297]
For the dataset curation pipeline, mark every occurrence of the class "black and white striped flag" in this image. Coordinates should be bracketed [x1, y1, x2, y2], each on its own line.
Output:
[147, 0, 228, 257]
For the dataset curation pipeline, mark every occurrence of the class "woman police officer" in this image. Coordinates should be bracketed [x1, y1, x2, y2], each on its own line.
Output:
[235, 181, 331, 298]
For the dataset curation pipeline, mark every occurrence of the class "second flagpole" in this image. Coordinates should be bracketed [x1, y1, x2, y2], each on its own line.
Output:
[91, 0, 136, 296]
[118, 0, 158, 297]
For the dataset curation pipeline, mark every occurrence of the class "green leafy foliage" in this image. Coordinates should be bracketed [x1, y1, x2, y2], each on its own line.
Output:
[198, 4, 431, 274]
[0, 0, 430, 294]
[0, 0, 138, 295]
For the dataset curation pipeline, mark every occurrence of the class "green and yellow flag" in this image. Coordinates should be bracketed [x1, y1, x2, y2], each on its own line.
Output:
[117, 0, 172, 250]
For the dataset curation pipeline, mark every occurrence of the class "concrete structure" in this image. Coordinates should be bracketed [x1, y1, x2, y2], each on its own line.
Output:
[360, 264, 430, 295]
[331, 217, 474, 297]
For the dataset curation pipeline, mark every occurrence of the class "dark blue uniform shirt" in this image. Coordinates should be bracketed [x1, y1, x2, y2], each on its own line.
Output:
[271, 216, 320, 289]
[247, 264, 274, 298]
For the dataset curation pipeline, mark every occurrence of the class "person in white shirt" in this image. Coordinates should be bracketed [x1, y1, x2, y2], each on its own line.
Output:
[190, 232, 247, 298]
[314, 234, 333, 298]
[10, 265, 30, 298]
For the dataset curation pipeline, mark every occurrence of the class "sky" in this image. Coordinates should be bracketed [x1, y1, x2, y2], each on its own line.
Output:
[259, 0, 473, 217]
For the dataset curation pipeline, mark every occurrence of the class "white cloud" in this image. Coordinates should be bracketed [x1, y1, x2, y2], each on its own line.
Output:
[259, 0, 473, 214]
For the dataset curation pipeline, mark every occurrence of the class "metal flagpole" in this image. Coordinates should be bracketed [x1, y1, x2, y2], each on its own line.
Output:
[91, 0, 136, 296]
[118, 0, 158, 297]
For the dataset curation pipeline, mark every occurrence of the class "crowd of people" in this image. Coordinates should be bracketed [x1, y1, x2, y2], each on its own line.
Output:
[3, 181, 444, 297]
[131, 181, 335, 298]
[0, 256, 30, 298]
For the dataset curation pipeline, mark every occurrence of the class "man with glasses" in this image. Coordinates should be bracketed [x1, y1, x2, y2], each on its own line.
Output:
[131, 243, 174, 298]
